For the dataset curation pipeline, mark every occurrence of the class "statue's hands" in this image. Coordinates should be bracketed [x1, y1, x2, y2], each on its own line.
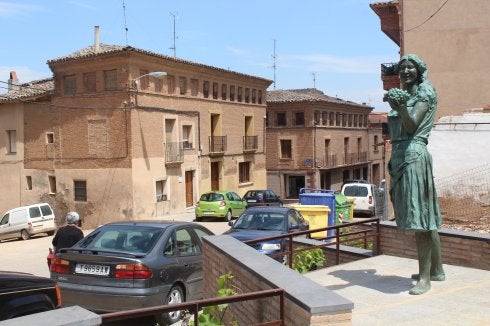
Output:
[384, 88, 410, 112]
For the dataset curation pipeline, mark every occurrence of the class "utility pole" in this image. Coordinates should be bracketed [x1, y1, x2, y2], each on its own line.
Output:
[169, 12, 178, 57]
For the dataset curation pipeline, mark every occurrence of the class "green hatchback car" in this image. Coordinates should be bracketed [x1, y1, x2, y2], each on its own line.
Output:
[195, 191, 247, 222]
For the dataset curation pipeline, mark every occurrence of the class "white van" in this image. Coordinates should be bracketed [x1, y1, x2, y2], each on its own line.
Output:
[341, 182, 377, 217]
[0, 203, 56, 241]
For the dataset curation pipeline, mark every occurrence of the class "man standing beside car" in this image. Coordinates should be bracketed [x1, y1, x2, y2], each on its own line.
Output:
[52, 212, 84, 253]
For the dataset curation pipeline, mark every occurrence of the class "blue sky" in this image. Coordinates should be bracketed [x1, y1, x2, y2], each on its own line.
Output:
[0, 0, 399, 111]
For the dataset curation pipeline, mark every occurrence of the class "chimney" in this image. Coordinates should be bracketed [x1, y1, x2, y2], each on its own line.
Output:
[94, 25, 100, 53]
[8, 71, 19, 91]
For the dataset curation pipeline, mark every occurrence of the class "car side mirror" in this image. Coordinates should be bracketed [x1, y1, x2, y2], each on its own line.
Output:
[289, 224, 299, 230]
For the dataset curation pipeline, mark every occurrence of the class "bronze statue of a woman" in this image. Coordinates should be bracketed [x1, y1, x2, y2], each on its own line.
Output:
[384, 54, 445, 295]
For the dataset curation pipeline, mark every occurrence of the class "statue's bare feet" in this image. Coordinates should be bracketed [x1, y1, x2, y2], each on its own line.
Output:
[409, 279, 431, 295]
[411, 272, 445, 281]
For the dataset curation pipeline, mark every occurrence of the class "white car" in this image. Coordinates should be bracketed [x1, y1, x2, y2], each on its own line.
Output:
[341, 183, 376, 217]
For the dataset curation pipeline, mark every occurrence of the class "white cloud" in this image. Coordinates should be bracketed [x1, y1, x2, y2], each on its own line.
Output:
[0, 2, 42, 17]
[226, 46, 254, 58]
[284, 54, 389, 74]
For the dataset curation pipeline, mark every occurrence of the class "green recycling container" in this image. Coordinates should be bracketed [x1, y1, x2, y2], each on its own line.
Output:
[335, 193, 353, 224]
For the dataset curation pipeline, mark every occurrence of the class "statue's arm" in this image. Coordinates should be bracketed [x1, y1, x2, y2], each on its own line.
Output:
[397, 101, 428, 134]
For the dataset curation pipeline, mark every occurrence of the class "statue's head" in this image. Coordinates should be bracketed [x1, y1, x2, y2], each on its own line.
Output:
[395, 54, 428, 85]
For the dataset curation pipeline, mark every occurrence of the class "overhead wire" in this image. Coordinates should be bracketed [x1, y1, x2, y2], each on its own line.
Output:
[404, 0, 450, 32]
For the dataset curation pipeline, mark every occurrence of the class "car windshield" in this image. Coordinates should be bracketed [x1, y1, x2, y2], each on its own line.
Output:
[76, 225, 164, 253]
[343, 185, 369, 197]
[233, 211, 284, 231]
[200, 193, 224, 202]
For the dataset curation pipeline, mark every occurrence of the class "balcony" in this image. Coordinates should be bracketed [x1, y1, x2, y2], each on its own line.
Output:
[321, 154, 337, 168]
[344, 151, 368, 165]
[165, 142, 184, 165]
[243, 135, 258, 152]
[209, 136, 227, 155]
[381, 62, 400, 91]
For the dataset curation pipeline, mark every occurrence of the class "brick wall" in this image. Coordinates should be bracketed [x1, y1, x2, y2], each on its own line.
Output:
[203, 235, 353, 326]
[379, 221, 490, 271]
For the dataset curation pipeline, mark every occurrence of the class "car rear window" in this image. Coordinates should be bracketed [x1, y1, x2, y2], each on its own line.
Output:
[343, 185, 369, 197]
[200, 193, 224, 201]
[77, 225, 164, 253]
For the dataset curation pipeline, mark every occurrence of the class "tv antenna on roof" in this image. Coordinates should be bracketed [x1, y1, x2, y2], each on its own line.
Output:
[169, 12, 178, 57]
[312, 72, 316, 89]
[122, 0, 129, 45]
[271, 39, 277, 89]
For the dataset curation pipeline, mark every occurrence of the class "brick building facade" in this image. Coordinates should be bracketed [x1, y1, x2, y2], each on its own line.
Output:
[0, 42, 271, 227]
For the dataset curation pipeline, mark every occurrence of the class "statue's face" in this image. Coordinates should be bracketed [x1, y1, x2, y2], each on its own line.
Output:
[398, 60, 418, 85]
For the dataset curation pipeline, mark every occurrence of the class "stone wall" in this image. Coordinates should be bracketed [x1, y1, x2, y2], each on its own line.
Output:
[203, 235, 353, 326]
[379, 221, 490, 271]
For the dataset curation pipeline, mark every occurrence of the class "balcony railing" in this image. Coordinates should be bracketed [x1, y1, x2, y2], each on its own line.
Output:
[165, 141, 184, 164]
[344, 151, 368, 165]
[381, 62, 400, 90]
[243, 135, 258, 152]
[209, 136, 227, 154]
[321, 154, 337, 168]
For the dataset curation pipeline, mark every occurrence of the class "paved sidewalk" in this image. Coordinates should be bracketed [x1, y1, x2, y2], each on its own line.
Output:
[305, 255, 490, 325]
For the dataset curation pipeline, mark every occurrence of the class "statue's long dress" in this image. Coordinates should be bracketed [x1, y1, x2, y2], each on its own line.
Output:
[387, 83, 442, 230]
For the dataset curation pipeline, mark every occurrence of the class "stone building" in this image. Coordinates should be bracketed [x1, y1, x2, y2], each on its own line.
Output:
[0, 39, 271, 227]
[371, 0, 490, 118]
[265, 89, 383, 201]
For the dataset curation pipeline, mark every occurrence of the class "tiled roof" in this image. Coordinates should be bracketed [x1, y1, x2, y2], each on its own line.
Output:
[48, 43, 273, 84]
[266, 88, 372, 109]
[0, 78, 54, 103]
[369, 1, 398, 8]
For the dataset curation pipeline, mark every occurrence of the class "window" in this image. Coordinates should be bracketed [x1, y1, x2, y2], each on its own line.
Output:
[190, 79, 198, 96]
[276, 112, 287, 126]
[48, 176, 56, 194]
[26, 176, 32, 190]
[294, 112, 305, 126]
[280, 139, 292, 159]
[83, 72, 96, 93]
[314, 111, 320, 125]
[176, 229, 199, 256]
[156, 180, 167, 202]
[74, 180, 87, 201]
[212, 82, 218, 99]
[179, 77, 187, 95]
[348, 114, 353, 127]
[239, 161, 251, 183]
[245, 88, 250, 103]
[155, 78, 163, 92]
[182, 125, 193, 149]
[88, 119, 107, 156]
[46, 132, 54, 144]
[139, 69, 149, 90]
[322, 112, 328, 125]
[229, 85, 235, 101]
[221, 84, 227, 100]
[354, 115, 358, 127]
[252, 89, 256, 103]
[6, 130, 16, 154]
[203, 81, 209, 98]
[374, 135, 379, 152]
[258, 90, 262, 104]
[104, 69, 117, 91]
[63, 74, 76, 95]
[329, 112, 335, 126]
[237, 87, 242, 102]
[167, 76, 175, 94]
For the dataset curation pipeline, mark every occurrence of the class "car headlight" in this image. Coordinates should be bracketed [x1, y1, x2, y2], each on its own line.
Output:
[260, 243, 281, 251]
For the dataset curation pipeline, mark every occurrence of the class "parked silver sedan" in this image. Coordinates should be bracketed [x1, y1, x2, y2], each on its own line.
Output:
[50, 220, 214, 324]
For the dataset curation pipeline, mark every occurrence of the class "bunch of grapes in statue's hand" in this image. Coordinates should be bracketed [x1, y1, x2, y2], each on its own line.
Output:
[383, 88, 410, 112]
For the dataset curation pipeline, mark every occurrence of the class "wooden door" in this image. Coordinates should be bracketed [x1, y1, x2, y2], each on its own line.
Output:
[185, 170, 194, 207]
[211, 162, 220, 190]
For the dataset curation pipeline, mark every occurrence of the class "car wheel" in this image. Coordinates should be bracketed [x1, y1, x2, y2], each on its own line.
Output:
[195, 216, 203, 222]
[157, 285, 184, 325]
[21, 229, 31, 240]
[47, 230, 55, 236]
[225, 210, 232, 222]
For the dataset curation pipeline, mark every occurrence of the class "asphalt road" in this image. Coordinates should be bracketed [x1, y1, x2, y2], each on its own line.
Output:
[0, 217, 230, 278]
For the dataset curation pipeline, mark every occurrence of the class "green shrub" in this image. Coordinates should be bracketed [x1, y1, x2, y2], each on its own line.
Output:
[293, 248, 326, 273]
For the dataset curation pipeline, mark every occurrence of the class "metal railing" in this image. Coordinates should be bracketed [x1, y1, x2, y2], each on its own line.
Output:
[165, 141, 184, 163]
[209, 135, 227, 153]
[101, 288, 284, 325]
[243, 135, 258, 151]
[343, 151, 368, 165]
[245, 217, 380, 268]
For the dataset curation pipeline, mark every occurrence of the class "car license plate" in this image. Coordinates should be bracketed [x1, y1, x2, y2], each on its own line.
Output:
[75, 264, 110, 276]
[203, 211, 214, 215]
[247, 199, 256, 202]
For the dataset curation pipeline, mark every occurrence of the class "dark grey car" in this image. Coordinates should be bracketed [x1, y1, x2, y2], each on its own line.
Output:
[242, 190, 283, 207]
[50, 220, 214, 324]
